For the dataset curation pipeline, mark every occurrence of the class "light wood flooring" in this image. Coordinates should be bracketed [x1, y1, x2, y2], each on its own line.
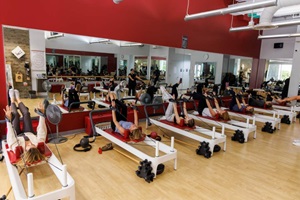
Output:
[1, 97, 300, 200]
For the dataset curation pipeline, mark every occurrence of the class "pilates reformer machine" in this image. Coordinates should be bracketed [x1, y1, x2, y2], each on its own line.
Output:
[144, 103, 227, 158]
[58, 101, 95, 113]
[2, 141, 75, 200]
[183, 100, 257, 143]
[252, 106, 297, 124]
[189, 111, 256, 143]
[89, 109, 177, 183]
[221, 107, 281, 133]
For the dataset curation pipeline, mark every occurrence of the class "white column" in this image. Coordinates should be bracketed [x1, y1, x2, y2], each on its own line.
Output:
[288, 25, 300, 98]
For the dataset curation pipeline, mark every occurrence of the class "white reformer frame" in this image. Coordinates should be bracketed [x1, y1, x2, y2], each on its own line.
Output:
[271, 105, 298, 122]
[144, 104, 227, 156]
[189, 111, 257, 142]
[253, 106, 296, 123]
[222, 107, 281, 130]
[2, 141, 75, 200]
[90, 110, 177, 178]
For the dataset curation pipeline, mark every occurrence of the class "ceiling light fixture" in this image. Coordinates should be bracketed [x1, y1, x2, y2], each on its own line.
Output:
[184, 0, 277, 21]
[229, 19, 300, 32]
[258, 33, 300, 39]
[89, 39, 111, 44]
[120, 43, 144, 47]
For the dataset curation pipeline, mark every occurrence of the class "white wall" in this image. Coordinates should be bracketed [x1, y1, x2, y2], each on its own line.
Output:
[260, 26, 297, 59]
[29, 29, 46, 91]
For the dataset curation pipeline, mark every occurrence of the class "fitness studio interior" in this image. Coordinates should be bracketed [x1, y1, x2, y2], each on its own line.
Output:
[1, 0, 300, 200]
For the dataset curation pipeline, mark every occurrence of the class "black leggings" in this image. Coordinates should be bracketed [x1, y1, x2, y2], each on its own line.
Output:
[11, 102, 34, 135]
[111, 100, 128, 131]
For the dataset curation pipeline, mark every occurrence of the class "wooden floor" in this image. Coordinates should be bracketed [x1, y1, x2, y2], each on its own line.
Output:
[1, 97, 300, 200]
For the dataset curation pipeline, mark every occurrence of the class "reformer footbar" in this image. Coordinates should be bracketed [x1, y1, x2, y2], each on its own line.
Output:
[144, 103, 226, 158]
[89, 108, 177, 183]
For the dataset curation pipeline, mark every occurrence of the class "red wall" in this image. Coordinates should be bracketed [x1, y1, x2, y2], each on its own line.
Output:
[0, 0, 262, 132]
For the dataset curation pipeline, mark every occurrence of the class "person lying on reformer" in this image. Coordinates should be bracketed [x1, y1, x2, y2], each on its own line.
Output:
[160, 86, 195, 127]
[4, 89, 49, 165]
[246, 89, 273, 108]
[109, 92, 144, 141]
[228, 87, 254, 114]
[198, 87, 230, 120]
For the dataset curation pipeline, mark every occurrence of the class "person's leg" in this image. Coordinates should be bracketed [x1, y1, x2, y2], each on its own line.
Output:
[132, 85, 136, 96]
[205, 99, 217, 117]
[160, 86, 173, 101]
[165, 102, 175, 121]
[9, 89, 21, 134]
[128, 87, 132, 96]
[14, 90, 34, 133]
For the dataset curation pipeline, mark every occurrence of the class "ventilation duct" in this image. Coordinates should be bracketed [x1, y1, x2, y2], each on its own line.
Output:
[184, 0, 277, 21]
[254, 0, 300, 30]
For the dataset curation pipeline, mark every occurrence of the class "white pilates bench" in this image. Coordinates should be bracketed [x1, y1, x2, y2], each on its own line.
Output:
[271, 105, 298, 122]
[95, 126, 177, 178]
[146, 116, 226, 157]
[222, 108, 281, 130]
[253, 106, 296, 123]
[2, 141, 75, 200]
[189, 111, 257, 142]
[92, 98, 111, 108]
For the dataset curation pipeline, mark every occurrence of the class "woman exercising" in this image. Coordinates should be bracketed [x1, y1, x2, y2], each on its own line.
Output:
[4, 89, 48, 165]
[198, 88, 230, 120]
[228, 87, 254, 114]
[109, 92, 144, 140]
[160, 86, 195, 127]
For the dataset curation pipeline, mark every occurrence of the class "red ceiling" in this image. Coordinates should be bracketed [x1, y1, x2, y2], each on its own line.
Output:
[0, 0, 261, 58]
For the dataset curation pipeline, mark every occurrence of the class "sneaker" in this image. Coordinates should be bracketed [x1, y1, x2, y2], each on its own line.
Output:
[14, 89, 20, 99]
[292, 142, 300, 146]
[160, 86, 173, 101]
[102, 143, 113, 151]
[9, 88, 15, 99]
[293, 139, 300, 143]
[34, 108, 45, 117]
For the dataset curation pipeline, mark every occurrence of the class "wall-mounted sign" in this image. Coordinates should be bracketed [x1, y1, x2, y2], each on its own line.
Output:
[11, 46, 25, 59]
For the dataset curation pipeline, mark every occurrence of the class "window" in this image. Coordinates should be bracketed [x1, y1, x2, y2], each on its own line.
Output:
[266, 60, 292, 81]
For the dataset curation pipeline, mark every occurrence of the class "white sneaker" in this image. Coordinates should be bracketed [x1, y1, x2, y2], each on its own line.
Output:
[9, 89, 15, 99]
[293, 139, 300, 143]
[292, 142, 300, 146]
[14, 89, 20, 100]
[160, 86, 173, 101]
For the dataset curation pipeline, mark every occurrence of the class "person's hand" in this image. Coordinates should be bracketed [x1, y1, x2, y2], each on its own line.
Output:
[3, 105, 12, 121]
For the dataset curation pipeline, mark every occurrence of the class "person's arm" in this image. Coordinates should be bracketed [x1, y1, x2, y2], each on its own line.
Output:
[111, 101, 125, 135]
[133, 109, 139, 126]
[205, 97, 217, 118]
[236, 97, 242, 109]
[172, 102, 182, 124]
[128, 74, 134, 81]
[214, 97, 223, 112]
[183, 102, 189, 117]
[279, 95, 300, 103]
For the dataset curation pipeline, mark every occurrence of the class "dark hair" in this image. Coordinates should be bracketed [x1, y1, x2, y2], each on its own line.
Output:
[187, 118, 195, 127]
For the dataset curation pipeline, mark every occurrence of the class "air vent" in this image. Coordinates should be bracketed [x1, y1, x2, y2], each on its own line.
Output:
[293, 13, 300, 18]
